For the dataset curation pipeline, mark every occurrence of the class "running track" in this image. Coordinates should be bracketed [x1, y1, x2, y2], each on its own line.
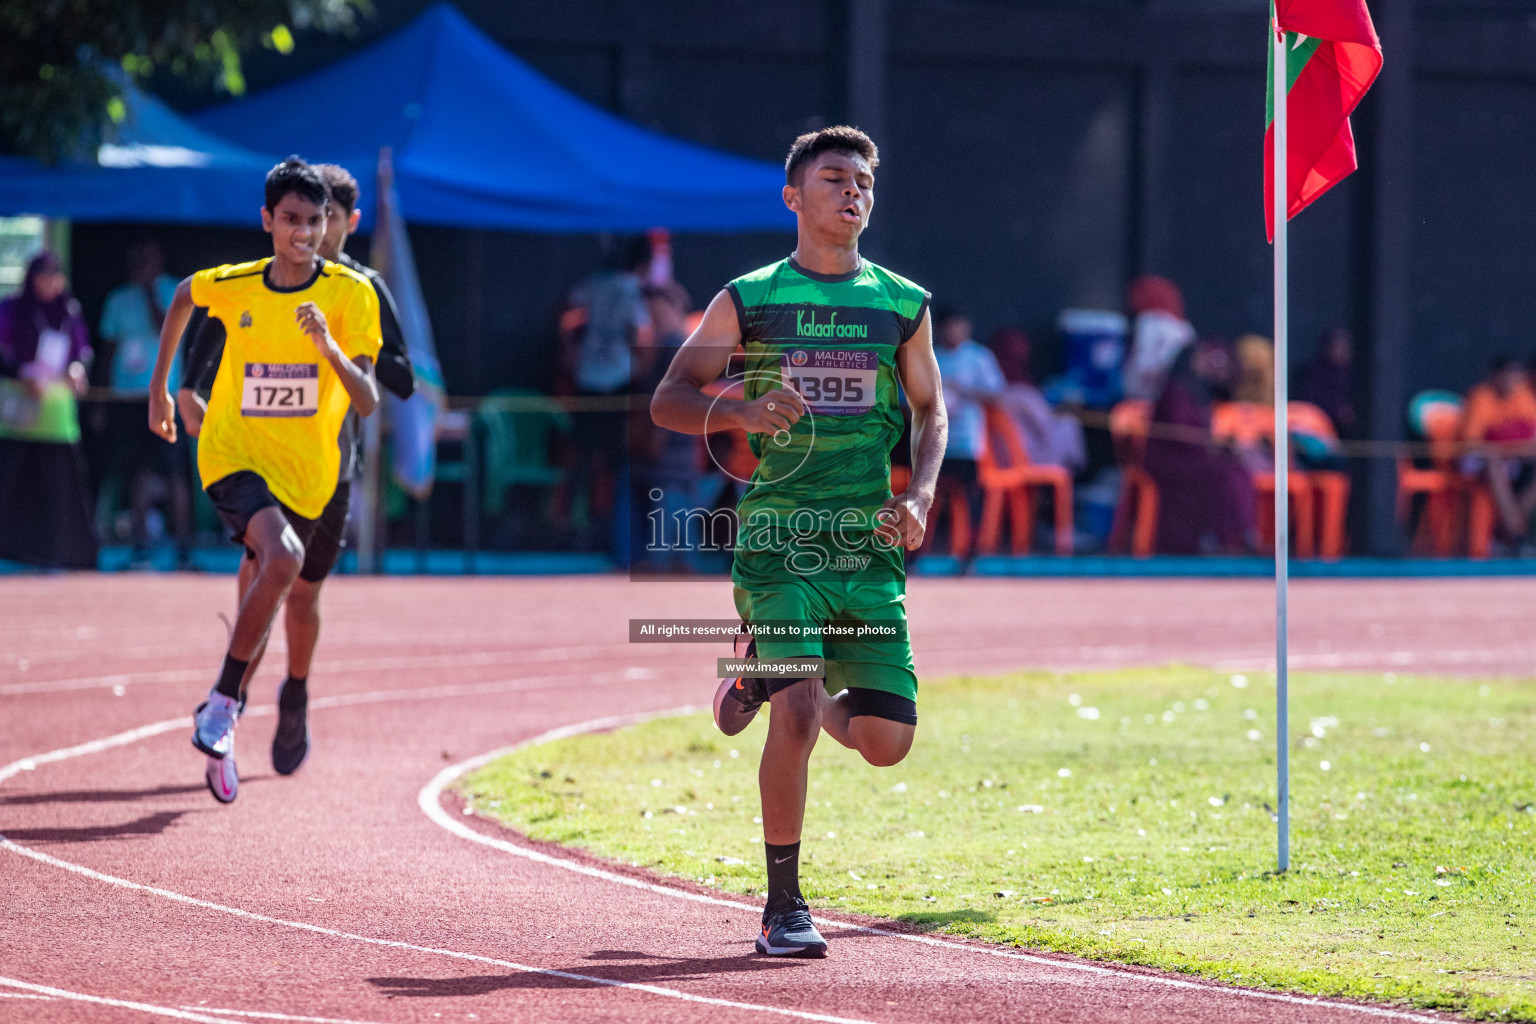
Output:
[5, 574, 1528, 1024]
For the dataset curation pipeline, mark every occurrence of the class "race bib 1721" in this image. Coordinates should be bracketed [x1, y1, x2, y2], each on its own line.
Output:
[781, 349, 877, 415]
[241, 362, 319, 417]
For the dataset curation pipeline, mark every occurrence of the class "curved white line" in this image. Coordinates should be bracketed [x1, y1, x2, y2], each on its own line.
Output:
[422, 712, 1454, 1024]
[0, 717, 195, 785]
[0, 689, 877, 1024]
[0, 667, 1455, 1024]
[182, 1008, 392, 1024]
[0, 839, 874, 1024]
[0, 670, 637, 788]
[0, 977, 261, 1024]
[0, 645, 655, 697]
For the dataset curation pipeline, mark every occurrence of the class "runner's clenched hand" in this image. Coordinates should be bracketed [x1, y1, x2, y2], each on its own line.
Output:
[149, 388, 178, 443]
[736, 387, 806, 435]
[295, 302, 335, 356]
[874, 493, 930, 551]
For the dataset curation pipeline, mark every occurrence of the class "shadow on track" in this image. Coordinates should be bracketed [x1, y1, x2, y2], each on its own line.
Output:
[0, 783, 211, 805]
[368, 952, 811, 996]
[0, 810, 192, 843]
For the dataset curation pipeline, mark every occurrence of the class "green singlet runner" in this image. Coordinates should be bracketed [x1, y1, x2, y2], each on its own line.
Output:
[649, 124, 947, 959]
[728, 255, 929, 703]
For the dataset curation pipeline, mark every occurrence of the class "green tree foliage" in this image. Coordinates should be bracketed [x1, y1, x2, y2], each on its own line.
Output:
[0, 0, 364, 163]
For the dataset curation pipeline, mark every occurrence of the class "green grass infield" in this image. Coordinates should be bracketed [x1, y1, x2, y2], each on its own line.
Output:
[460, 667, 1536, 1020]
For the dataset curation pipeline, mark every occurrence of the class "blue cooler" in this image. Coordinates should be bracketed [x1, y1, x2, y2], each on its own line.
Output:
[1045, 309, 1127, 410]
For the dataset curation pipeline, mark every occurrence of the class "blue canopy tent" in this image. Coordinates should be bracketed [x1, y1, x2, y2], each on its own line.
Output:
[0, 77, 280, 225]
[192, 3, 791, 233]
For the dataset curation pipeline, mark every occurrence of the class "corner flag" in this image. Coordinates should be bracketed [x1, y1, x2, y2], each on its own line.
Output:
[1266, 0, 1381, 871]
[1264, 0, 1383, 241]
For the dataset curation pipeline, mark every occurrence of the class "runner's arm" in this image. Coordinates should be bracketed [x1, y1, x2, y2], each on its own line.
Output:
[370, 277, 415, 400]
[650, 289, 805, 435]
[295, 300, 380, 417]
[180, 308, 221, 396]
[148, 276, 196, 442]
[882, 309, 946, 548]
[176, 308, 220, 437]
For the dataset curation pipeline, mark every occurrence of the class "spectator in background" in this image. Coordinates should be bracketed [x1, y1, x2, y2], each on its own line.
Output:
[1232, 334, 1275, 406]
[634, 281, 711, 571]
[1121, 275, 1196, 401]
[0, 252, 97, 568]
[1299, 327, 1356, 435]
[989, 326, 1086, 474]
[99, 239, 191, 564]
[1462, 355, 1536, 551]
[1144, 338, 1256, 555]
[931, 306, 1004, 555]
[559, 235, 653, 554]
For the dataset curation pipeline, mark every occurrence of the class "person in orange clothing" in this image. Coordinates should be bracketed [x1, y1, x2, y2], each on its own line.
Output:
[1463, 355, 1536, 549]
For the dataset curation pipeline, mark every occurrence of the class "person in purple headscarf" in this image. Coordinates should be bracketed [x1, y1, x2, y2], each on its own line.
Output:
[1143, 338, 1256, 555]
[0, 252, 91, 391]
[1297, 327, 1356, 437]
[0, 252, 98, 568]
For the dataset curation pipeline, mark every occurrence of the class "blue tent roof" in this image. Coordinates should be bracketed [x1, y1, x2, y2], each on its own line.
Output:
[0, 75, 280, 225]
[192, 3, 791, 233]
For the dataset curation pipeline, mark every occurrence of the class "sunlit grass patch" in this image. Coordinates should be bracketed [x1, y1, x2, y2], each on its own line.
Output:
[461, 666, 1536, 1020]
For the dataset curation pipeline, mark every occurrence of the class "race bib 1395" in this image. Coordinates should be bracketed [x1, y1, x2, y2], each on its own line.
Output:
[781, 349, 876, 415]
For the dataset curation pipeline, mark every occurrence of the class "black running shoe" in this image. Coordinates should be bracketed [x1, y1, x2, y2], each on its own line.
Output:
[714, 631, 768, 737]
[756, 895, 828, 958]
[271, 679, 310, 776]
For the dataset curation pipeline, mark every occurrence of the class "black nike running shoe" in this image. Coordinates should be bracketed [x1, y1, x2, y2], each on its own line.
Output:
[756, 894, 829, 958]
[713, 630, 768, 737]
[271, 678, 310, 776]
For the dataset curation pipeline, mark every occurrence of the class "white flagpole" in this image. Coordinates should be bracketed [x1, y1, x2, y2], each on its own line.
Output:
[1272, 18, 1291, 873]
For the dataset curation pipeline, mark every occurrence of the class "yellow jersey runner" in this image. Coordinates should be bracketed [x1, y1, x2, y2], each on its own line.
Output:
[191, 257, 381, 518]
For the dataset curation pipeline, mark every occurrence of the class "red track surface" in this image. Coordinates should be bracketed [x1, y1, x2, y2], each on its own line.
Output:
[5, 573, 1525, 1024]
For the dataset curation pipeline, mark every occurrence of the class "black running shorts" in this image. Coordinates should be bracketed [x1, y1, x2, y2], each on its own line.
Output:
[761, 677, 918, 726]
[205, 470, 318, 551]
[299, 481, 351, 583]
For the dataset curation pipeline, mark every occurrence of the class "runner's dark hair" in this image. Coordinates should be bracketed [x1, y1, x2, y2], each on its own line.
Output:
[264, 156, 329, 212]
[313, 164, 359, 214]
[785, 125, 879, 186]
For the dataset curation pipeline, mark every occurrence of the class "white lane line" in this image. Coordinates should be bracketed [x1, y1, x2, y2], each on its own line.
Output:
[0, 671, 640, 788]
[1215, 648, 1536, 672]
[0, 978, 259, 1023]
[0, 645, 653, 697]
[0, 990, 52, 1000]
[181, 1006, 394, 1024]
[0, 839, 877, 1024]
[1, 667, 1453, 1024]
[0, 717, 193, 785]
[422, 712, 1455, 1024]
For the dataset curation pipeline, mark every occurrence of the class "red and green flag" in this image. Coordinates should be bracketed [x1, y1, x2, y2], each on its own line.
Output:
[1265, 0, 1383, 241]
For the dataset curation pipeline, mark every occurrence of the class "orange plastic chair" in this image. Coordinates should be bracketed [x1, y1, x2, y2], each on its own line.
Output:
[975, 406, 1073, 555]
[1287, 401, 1350, 560]
[891, 464, 971, 557]
[1468, 483, 1496, 559]
[1395, 393, 1465, 556]
[1106, 399, 1158, 557]
[1211, 401, 1315, 558]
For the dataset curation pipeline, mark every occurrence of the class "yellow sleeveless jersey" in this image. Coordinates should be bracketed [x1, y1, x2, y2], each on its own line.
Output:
[191, 257, 382, 519]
